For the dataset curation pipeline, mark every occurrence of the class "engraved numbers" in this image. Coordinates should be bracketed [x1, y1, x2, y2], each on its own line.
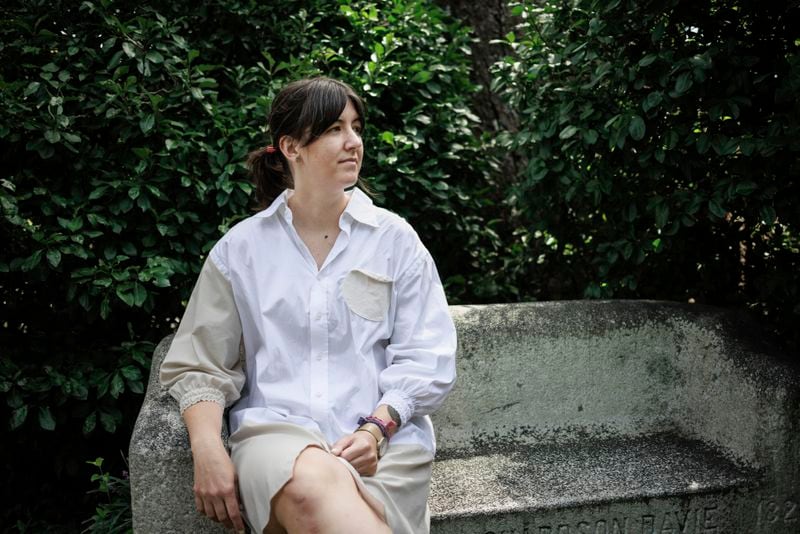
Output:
[757, 497, 798, 528]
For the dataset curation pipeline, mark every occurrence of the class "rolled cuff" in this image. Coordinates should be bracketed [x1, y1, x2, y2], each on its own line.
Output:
[178, 386, 227, 414]
[378, 389, 415, 427]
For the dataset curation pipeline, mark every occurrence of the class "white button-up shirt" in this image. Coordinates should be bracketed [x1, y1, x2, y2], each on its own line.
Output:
[160, 188, 457, 452]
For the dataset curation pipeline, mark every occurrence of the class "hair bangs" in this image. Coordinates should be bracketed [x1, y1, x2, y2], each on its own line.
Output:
[297, 79, 365, 146]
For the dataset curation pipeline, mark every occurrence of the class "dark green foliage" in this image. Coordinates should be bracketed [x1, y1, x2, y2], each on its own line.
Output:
[491, 0, 799, 345]
[0, 0, 492, 527]
[82, 458, 133, 534]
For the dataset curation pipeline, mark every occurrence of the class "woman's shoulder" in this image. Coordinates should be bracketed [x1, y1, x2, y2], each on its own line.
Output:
[368, 205, 434, 277]
[207, 212, 275, 269]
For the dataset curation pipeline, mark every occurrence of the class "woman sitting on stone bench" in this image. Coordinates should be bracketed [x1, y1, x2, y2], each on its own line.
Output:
[160, 76, 457, 534]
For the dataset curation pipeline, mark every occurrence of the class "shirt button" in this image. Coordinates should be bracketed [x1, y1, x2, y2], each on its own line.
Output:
[315, 392, 322, 398]
[317, 353, 323, 361]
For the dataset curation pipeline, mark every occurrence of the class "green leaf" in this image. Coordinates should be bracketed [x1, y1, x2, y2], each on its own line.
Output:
[696, 134, 710, 154]
[10, 406, 28, 429]
[44, 130, 61, 143]
[139, 114, 155, 134]
[122, 42, 136, 58]
[708, 199, 727, 218]
[674, 72, 692, 94]
[100, 297, 111, 320]
[99, 411, 117, 433]
[642, 92, 661, 112]
[122, 242, 137, 256]
[628, 115, 645, 141]
[83, 412, 97, 434]
[638, 54, 658, 67]
[411, 71, 432, 83]
[38, 406, 56, 430]
[116, 287, 135, 307]
[24, 81, 41, 96]
[654, 202, 669, 228]
[711, 135, 738, 156]
[582, 129, 598, 144]
[559, 125, 578, 139]
[760, 206, 776, 225]
[132, 282, 147, 306]
[46, 249, 62, 267]
[88, 186, 108, 200]
[110, 373, 124, 398]
[145, 51, 164, 64]
[735, 181, 757, 196]
[120, 366, 141, 381]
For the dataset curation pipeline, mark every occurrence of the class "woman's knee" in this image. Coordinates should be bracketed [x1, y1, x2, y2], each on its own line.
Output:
[280, 447, 352, 510]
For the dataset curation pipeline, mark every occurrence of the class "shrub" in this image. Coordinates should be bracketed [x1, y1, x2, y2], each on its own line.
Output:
[491, 0, 799, 347]
[0, 0, 493, 526]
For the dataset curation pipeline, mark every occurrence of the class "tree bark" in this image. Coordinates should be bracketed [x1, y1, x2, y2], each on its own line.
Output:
[435, 0, 523, 181]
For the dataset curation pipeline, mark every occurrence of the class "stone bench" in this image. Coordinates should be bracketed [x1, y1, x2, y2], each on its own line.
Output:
[130, 301, 800, 533]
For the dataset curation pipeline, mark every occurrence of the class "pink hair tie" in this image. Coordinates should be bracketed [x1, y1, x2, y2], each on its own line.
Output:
[263, 145, 277, 154]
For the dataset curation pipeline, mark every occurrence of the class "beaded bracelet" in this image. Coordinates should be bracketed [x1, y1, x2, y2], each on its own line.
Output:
[357, 416, 395, 439]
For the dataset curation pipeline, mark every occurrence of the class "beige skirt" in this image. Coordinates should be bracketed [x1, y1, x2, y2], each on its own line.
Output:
[229, 422, 434, 534]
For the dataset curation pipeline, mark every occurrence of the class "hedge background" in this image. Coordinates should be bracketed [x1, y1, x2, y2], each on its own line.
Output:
[1, 0, 797, 531]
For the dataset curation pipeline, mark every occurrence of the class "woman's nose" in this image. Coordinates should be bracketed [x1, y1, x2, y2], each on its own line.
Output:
[345, 128, 362, 149]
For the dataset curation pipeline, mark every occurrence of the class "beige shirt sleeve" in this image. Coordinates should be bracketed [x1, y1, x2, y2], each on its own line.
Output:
[159, 256, 245, 414]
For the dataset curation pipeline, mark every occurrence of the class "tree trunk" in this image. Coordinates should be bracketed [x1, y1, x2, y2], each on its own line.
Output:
[435, 0, 523, 182]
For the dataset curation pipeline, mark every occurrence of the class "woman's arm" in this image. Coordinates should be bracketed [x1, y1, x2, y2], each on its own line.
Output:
[183, 401, 245, 531]
[160, 250, 246, 528]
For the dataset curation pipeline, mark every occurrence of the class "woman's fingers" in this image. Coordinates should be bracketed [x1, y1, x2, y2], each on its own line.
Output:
[225, 489, 246, 531]
[337, 432, 378, 475]
[330, 433, 354, 456]
[192, 442, 245, 528]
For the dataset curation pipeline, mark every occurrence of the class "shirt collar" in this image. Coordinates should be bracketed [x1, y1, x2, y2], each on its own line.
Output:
[342, 187, 380, 227]
[256, 187, 379, 228]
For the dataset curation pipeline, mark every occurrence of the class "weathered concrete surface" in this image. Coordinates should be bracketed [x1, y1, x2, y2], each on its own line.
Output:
[431, 301, 799, 533]
[130, 300, 800, 533]
[130, 334, 228, 533]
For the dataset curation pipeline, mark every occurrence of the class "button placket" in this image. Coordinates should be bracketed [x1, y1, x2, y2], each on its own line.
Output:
[308, 279, 329, 422]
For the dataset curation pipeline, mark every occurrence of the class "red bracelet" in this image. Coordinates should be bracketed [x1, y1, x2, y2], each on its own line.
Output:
[357, 416, 397, 439]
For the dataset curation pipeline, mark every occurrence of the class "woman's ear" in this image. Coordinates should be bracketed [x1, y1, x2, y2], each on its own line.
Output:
[279, 135, 301, 164]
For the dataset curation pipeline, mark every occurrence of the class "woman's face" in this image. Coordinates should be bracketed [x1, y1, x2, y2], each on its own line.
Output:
[292, 100, 364, 192]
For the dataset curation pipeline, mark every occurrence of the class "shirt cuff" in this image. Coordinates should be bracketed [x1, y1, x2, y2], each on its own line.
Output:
[378, 389, 415, 427]
[178, 386, 227, 414]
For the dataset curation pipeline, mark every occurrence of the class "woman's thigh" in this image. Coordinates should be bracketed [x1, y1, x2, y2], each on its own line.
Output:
[230, 423, 327, 533]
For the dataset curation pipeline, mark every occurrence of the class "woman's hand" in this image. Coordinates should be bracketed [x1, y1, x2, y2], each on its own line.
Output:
[191, 437, 245, 531]
[331, 431, 379, 476]
[183, 402, 245, 531]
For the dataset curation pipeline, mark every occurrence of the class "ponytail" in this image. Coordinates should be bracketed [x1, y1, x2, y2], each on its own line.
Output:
[247, 146, 292, 210]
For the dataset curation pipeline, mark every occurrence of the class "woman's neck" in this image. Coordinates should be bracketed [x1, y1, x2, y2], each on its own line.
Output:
[287, 187, 349, 231]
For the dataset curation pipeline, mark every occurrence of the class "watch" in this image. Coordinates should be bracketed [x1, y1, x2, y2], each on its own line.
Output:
[356, 422, 388, 458]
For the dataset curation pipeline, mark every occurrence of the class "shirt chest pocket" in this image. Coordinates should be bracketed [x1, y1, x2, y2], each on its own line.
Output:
[341, 269, 393, 322]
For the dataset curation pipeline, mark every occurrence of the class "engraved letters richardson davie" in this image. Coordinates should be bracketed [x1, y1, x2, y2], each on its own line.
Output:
[480, 505, 721, 534]
[478, 498, 799, 534]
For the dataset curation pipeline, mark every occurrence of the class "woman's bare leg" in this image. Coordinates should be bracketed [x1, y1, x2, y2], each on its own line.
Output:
[268, 447, 391, 534]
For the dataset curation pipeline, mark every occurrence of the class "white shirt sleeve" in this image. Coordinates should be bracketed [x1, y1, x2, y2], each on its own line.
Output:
[159, 253, 245, 414]
[378, 250, 457, 426]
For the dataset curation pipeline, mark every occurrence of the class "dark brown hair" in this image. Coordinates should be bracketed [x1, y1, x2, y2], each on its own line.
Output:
[246, 77, 367, 209]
